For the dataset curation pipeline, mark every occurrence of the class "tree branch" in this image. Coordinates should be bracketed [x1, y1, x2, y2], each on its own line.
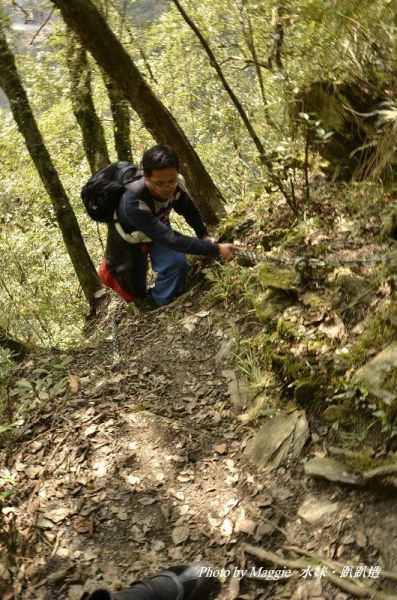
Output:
[29, 7, 55, 45]
[239, 0, 275, 127]
[171, 0, 291, 203]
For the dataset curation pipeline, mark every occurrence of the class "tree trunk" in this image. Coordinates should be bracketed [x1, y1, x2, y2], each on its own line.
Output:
[50, 0, 225, 225]
[0, 327, 29, 358]
[0, 24, 102, 308]
[66, 31, 110, 173]
[103, 72, 133, 162]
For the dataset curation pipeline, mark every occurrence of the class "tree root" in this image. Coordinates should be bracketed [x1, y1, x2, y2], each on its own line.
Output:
[243, 543, 397, 600]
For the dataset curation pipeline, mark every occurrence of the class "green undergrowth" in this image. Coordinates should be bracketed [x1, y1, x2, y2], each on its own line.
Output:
[0, 350, 73, 445]
[205, 181, 397, 445]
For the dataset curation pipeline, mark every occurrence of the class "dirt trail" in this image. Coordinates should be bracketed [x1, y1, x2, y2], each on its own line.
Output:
[2, 294, 397, 600]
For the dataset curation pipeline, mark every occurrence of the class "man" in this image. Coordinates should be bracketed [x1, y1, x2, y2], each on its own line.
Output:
[98, 145, 236, 307]
[84, 562, 221, 600]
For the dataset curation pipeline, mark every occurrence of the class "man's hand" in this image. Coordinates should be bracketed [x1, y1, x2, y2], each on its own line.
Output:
[219, 243, 238, 261]
[202, 235, 217, 244]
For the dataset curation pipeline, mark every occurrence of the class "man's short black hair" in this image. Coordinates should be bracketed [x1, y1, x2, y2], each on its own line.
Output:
[142, 144, 179, 175]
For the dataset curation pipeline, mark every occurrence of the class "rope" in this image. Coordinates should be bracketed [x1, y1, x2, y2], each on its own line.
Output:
[235, 249, 396, 269]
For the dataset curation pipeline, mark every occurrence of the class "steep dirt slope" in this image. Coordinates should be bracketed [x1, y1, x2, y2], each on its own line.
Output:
[1, 291, 397, 600]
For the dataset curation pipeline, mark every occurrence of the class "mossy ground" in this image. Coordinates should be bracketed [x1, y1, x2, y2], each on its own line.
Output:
[205, 180, 397, 443]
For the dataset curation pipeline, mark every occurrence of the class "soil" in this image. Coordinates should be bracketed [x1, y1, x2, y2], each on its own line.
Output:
[1, 290, 397, 600]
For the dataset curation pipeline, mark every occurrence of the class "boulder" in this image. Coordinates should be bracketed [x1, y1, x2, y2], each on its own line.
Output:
[245, 410, 309, 469]
[353, 342, 397, 416]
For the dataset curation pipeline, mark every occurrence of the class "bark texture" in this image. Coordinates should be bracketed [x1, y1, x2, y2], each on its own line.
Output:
[66, 31, 110, 173]
[51, 0, 225, 224]
[0, 25, 102, 308]
[103, 72, 133, 163]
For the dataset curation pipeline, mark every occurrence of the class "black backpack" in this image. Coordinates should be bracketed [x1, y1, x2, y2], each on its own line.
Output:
[81, 162, 140, 223]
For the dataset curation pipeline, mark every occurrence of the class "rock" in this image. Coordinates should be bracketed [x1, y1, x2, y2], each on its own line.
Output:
[222, 370, 242, 411]
[245, 410, 310, 469]
[255, 521, 277, 539]
[334, 270, 373, 305]
[215, 339, 234, 365]
[213, 443, 227, 454]
[353, 342, 397, 415]
[235, 518, 256, 535]
[220, 518, 233, 536]
[171, 525, 190, 545]
[297, 495, 339, 523]
[304, 457, 361, 485]
[365, 514, 397, 571]
[254, 292, 280, 325]
[68, 585, 86, 600]
[182, 317, 198, 333]
[322, 404, 350, 423]
[259, 264, 297, 292]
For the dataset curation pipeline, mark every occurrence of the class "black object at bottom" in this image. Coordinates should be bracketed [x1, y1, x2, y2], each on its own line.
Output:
[86, 562, 221, 600]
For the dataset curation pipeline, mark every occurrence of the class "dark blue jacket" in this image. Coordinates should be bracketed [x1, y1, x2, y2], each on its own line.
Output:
[104, 176, 219, 297]
[117, 176, 220, 256]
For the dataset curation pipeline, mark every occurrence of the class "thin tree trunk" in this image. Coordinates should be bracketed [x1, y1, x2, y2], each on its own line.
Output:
[50, 0, 225, 225]
[270, 5, 285, 70]
[66, 30, 110, 173]
[103, 72, 133, 162]
[239, 0, 274, 127]
[170, 0, 291, 204]
[0, 24, 102, 308]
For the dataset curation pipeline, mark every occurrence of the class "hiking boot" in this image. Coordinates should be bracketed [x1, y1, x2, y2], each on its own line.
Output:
[136, 293, 159, 311]
[85, 562, 222, 600]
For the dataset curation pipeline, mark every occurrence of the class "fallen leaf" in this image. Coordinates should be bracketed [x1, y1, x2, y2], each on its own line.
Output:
[220, 518, 233, 536]
[235, 519, 256, 535]
[36, 517, 54, 530]
[44, 507, 71, 523]
[138, 497, 157, 506]
[171, 525, 190, 545]
[72, 516, 90, 533]
[153, 540, 166, 551]
[213, 443, 227, 455]
[125, 474, 141, 486]
[83, 424, 98, 437]
[355, 530, 367, 547]
[319, 313, 345, 339]
[68, 375, 80, 394]
[168, 547, 184, 560]
[68, 585, 85, 600]
[177, 473, 193, 483]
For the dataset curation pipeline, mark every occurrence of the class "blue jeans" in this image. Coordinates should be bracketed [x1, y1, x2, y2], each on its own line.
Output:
[135, 243, 191, 306]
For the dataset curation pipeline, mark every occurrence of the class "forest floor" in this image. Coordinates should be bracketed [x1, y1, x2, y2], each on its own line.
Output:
[1, 288, 397, 600]
[2, 184, 397, 600]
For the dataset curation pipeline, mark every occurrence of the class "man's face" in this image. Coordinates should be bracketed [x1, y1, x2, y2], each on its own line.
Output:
[144, 167, 179, 200]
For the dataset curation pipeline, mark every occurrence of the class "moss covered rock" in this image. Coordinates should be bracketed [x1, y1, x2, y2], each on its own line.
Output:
[259, 263, 297, 292]
[349, 302, 397, 367]
[353, 342, 397, 419]
[254, 292, 279, 327]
